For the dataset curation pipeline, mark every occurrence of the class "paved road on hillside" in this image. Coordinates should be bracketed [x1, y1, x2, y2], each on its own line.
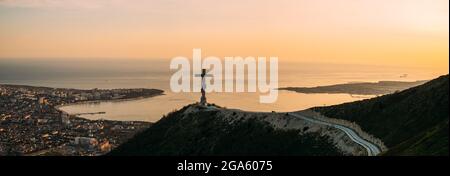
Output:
[288, 113, 381, 156]
[203, 105, 381, 156]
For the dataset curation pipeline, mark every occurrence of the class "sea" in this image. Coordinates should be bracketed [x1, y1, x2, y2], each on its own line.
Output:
[0, 59, 442, 122]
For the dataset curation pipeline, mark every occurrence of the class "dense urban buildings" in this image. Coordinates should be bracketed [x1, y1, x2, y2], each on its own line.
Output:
[0, 84, 163, 156]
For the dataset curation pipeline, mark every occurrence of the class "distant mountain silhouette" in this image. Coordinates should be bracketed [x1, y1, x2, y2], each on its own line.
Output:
[313, 75, 449, 155]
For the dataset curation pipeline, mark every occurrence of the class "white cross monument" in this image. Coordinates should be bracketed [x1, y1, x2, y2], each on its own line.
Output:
[195, 69, 213, 106]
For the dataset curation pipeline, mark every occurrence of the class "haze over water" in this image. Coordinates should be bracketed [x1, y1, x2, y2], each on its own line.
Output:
[0, 59, 442, 122]
[1, 0, 447, 122]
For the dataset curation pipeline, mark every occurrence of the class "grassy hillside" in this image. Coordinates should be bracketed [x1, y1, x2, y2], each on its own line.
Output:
[109, 105, 342, 156]
[382, 120, 448, 155]
[313, 75, 449, 156]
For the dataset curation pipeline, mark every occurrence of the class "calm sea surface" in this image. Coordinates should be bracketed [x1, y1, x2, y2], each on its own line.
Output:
[0, 59, 442, 122]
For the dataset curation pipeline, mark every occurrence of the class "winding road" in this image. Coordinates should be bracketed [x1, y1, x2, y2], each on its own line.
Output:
[288, 112, 381, 156]
[203, 104, 381, 156]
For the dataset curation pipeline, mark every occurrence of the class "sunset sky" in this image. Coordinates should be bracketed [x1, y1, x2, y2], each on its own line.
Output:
[0, 0, 448, 71]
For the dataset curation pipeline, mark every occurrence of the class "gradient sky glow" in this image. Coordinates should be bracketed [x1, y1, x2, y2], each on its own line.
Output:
[0, 0, 448, 71]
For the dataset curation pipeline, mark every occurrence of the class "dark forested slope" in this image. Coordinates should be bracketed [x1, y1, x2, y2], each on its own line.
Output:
[313, 75, 449, 155]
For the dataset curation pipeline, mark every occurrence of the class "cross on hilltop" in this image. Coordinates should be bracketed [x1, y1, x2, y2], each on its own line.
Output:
[194, 69, 213, 106]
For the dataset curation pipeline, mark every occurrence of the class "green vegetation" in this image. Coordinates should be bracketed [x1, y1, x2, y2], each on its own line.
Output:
[313, 75, 449, 156]
[109, 105, 342, 156]
[382, 120, 448, 156]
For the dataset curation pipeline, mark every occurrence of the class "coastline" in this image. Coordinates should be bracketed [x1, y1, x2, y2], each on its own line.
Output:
[278, 80, 428, 95]
[55, 93, 165, 110]
[55, 93, 165, 122]
[0, 84, 162, 155]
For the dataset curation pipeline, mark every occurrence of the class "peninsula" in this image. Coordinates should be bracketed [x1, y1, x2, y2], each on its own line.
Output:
[279, 80, 427, 95]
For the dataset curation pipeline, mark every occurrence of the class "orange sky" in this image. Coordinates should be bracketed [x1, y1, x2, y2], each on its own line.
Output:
[0, 0, 448, 71]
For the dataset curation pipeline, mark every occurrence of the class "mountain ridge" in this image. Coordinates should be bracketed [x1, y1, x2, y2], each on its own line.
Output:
[313, 75, 449, 155]
[110, 75, 448, 156]
[109, 104, 367, 156]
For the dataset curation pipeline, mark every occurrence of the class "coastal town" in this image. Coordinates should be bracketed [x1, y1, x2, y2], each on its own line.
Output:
[0, 84, 163, 156]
